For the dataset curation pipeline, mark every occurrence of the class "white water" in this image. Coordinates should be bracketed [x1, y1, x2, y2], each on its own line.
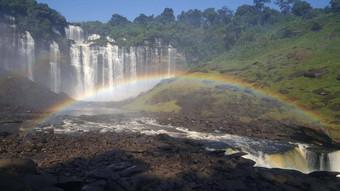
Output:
[50, 41, 61, 93]
[65, 25, 176, 101]
[37, 114, 340, 174]
[65, 25, 86, 42]
[18, 31, 35, 81]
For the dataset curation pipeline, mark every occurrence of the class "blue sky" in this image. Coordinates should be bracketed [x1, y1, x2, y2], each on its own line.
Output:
[36, 0, 330, 23]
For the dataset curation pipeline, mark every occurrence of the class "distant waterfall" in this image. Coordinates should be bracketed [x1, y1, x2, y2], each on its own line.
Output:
[65, 25, 177, 101]
[18, 31, 35, 81]
[65, 25, 86, 42]
[50, 41, 61, 93]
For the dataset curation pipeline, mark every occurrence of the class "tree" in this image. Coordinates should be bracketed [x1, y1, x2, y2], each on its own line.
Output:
[234, 5, 260, 25]
[202, 8, 219, 26]
[177, 9, 202, 28]
[217, 6, 233, 24]
[292, 1, 312, 16]
[133, 14, 154, 25]
[108, 14, 130, 26]
[330, 0, 340, 12]
[253, 0, 271, 10]
[275, 0, 300, 14]
[156, 8, 175, 24]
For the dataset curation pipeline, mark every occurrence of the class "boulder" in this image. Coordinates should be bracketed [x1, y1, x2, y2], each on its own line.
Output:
[304, 69, 328, 78]
[308, 171, 340, 178]
[313, 88, 330, 95]
[337, 76, 340, 81]
[279, 89, 290, 94]
[0, 158, 36, 174]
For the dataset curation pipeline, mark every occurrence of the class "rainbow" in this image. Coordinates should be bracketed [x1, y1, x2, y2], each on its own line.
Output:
[33, 71, 327, 128]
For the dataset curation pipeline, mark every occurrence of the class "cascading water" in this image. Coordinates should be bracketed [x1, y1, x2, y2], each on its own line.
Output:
[50, 41, 61, 93]
[64, 25, 176, 101]
[18, 31, 35, 81]
[65, 25, 86, 42]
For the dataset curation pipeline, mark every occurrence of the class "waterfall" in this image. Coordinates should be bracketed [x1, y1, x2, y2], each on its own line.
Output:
[63, 24, 177, 100]
[18, 31, 35, 81]
[242, 144, 340, 173]
[167, 45, 176, 77]
[50, 41, 61, 93]
[65, 25, 86, 42]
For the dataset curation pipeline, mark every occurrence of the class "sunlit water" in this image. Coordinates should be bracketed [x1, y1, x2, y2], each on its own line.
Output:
[35, 105, 340, 175]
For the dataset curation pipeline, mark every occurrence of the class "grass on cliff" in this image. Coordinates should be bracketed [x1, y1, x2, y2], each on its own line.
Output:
[124, 13, 340, 139]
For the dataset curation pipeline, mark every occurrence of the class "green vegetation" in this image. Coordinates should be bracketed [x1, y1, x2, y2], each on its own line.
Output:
[121, 1, 340, 138]
[0, 0, 67, 39]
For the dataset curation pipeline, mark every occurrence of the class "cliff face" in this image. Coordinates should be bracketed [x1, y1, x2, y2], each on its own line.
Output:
[0, 13, 182, 101]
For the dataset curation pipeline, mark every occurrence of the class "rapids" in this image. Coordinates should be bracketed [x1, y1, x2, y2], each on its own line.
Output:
[35, 104, 340, 175]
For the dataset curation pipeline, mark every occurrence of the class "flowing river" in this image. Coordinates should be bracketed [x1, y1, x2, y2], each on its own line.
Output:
[35, 103, 340, 175]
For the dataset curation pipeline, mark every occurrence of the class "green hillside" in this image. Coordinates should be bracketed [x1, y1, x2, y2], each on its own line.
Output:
[124, 13, 340, 140]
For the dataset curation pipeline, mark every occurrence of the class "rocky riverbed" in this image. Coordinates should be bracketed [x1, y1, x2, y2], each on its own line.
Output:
[0, 111, 340, 191]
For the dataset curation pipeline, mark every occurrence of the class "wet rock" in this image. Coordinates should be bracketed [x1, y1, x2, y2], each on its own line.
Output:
[228, 152, 248, 159]
[81, 180, 106, 191]
[207, 150, 225, 157]
[156, 133, 173, 142]
[0, 158, 36, 174]
[313, 88, 330, 95]
[308, 171, 340, 178]
[304, 69, 328, 78]
[119, 166, 144, 177]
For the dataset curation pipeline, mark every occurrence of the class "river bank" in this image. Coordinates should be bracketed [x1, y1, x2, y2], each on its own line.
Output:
[1, 126, 340, 191]
[0, 108, 340, 190]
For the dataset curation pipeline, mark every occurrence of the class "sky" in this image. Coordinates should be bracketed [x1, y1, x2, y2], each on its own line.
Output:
[36, 0, 330, 23]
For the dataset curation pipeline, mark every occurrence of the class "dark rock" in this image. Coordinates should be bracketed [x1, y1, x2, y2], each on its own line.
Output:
[0, 158, 36, 174]
[244, 89, 254, 94]
[308, 171, 340, 178]
[23, 174, 58, 190]
[313, 88, 330, 95]
[87, 168, 115, 179]
[155, 133, 173, 142]
[215, 84, 239, 91]
[0, 171, 26, 191]
[207, 150, 225, 157]
[253, 62, 259, 65]
[279, 89, 290, 94]
[40, 187, 64, 191]
[256, 72, 263, 79]
[330, 104, 340, 111]
[337, 76, 340, 81]
[59, 175, 83, 185]
[0, 132, 10, 137]
[226, 152, 248, 159]
[119, 166, 144, 177]
[81, 180, 106, 191]
[289, 71, 305, 77]
[304, 69, 328, 78]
